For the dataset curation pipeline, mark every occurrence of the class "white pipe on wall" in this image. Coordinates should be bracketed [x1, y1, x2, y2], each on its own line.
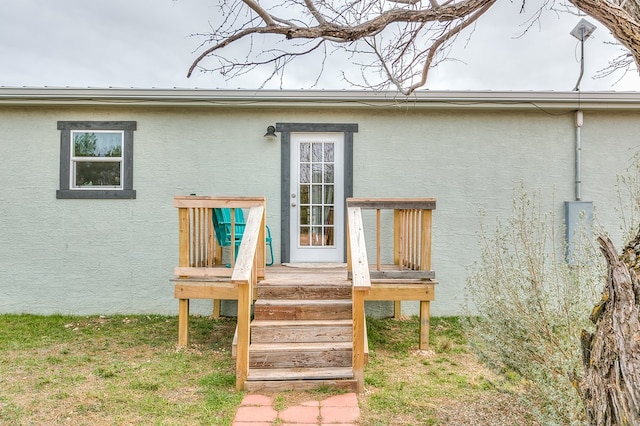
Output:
[575, 110, 584, 201]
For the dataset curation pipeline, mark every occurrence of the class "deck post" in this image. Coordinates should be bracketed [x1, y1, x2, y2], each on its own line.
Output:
[213, 299, 221, 319]
[236, 282, 251, 391]
[421, 209, 432, 271]
[178, 208, 190, 268]
[352, 288, 367, 393]
[419, 300, 430, 350]
[178, 298, 189, 347]
[419, 209, 432, 349]
[177, 207, 191, 347]
[257, 208, 267, 280]
[394, 301, 402, 319]
[393, 209, 401, 266]
[346, 211, 352, 271]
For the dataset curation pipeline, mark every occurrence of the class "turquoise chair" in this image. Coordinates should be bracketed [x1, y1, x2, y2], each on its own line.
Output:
[212, 208, 274, 266]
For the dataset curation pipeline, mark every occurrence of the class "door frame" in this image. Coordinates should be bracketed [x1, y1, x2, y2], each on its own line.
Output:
[278, 123, 358, 263]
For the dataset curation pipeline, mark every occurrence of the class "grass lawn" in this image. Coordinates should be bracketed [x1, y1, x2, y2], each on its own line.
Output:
[0, 315, 537, 425]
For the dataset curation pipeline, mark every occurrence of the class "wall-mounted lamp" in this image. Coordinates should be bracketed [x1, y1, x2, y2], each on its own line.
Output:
[264, 125, 277, 139]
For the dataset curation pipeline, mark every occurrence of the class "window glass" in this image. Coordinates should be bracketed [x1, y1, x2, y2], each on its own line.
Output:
[312, 164, 322, 183]
[312, 142, 322, 162]
[73, 131, 122, 157]
[300, 143, 310, 162]
[71, 131, 123, 189]
[300, 163, 310, 184]
[324, 164, 334, 183]
[300, 185, 310, 204]
[324, 143, 334, 162]
[74, 162, 121, 187]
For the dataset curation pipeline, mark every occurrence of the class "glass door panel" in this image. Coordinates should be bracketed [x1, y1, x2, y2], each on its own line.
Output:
[290, 133, 344, 262]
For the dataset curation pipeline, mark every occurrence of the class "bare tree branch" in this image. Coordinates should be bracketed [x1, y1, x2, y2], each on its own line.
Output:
[400, 0, 494, 94]
[304, 0, 328, 25]
[187, 0, 640, 93]
[188, 0, 496, 93]
[241, 0, 277, 26]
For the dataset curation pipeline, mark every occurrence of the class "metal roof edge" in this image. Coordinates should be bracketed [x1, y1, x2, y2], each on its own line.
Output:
[0, 87, 639, 110]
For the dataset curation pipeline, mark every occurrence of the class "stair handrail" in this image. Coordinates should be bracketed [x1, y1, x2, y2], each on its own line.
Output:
[346, 204, 371, 393]
[231, 204, 265, 391]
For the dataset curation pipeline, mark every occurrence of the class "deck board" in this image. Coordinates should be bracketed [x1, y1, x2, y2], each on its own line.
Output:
[171, 264, 436, 301]
[259, 265, 350, 286]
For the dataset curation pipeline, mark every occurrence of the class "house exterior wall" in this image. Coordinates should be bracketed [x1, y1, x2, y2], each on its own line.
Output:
[0, 95, 638, 316]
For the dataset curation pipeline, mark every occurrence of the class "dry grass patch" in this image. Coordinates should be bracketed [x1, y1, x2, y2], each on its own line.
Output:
[359, 317, 540, 426]
[0, 314, 240, 426]
[0, 315, 542, 426]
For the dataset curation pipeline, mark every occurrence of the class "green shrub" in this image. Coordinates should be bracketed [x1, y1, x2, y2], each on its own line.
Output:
[465, 186, 602, 425]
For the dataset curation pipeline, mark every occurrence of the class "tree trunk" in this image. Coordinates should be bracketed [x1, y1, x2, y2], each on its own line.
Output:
[575, 232, 640, 425]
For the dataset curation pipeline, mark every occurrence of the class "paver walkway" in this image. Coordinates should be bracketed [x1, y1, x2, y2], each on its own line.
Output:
[232, 392, 360, 426]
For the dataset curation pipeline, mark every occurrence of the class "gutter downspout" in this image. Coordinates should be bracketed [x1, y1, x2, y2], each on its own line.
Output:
[575, 110, 583, 201]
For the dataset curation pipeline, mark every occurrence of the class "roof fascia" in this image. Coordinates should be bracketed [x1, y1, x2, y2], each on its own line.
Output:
[0, 87, 639, 111]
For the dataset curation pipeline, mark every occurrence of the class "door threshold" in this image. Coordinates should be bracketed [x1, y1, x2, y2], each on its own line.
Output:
[282, 263, 347, 269]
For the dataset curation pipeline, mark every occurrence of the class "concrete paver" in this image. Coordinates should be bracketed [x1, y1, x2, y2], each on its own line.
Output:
[320, 406, 361, 424]
[232, 392, 360, 426]
[233, 406, 278, 423]
[279, 405, 321, 423]
[241, 394, 273, 406]
[322, 393, 358, 407]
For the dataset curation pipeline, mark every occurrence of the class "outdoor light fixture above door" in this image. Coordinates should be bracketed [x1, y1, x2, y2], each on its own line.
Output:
[264, 125, 277, 139]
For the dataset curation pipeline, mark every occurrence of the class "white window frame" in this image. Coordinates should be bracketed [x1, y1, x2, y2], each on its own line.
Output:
[70, 130, 125, 190]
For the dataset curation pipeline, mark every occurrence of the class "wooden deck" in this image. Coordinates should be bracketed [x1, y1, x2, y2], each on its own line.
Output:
[172, 264, 436, 347]
[172, 263, 436, 392]
[172, 196, 437, 392]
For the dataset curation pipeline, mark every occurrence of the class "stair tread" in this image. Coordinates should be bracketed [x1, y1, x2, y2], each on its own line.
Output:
[244, 378, 357, 392]
[251, 319, 352, 327]
[247, 367, 353, 381]
[258, 276, 352, 287]
[250, 342, 352, 351]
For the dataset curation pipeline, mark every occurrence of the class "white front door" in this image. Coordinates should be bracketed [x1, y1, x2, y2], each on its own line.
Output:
[289, 133, 344, 263]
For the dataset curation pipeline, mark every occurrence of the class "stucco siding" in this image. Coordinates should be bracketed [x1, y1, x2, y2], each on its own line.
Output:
[353, 109, 576, 314]
[579, 110, 640, 245]
[0, 97, 639, 316]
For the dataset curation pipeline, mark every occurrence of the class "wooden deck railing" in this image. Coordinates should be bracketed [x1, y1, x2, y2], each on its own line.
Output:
[347, 198, 436, 277]
[173, 195, 267, 390]
[174, 196, 267, 279]
[231, 204, 265, 390]
[346, 198, 437, 391]
[346, 205, 371, 393]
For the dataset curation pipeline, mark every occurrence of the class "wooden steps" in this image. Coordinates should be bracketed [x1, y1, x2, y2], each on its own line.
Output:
[247, 367, 354, 381]
[244, 278, 356, 392]
[245, 367, 357, 392]
[249, 342, 352, 368]
[258, 283, 352, 300]
[253, 299, 352, 320]
[251, 319, 352, 343]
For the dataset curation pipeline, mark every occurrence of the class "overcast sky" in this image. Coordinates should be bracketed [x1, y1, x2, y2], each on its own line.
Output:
[1, 0, 638, 92]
